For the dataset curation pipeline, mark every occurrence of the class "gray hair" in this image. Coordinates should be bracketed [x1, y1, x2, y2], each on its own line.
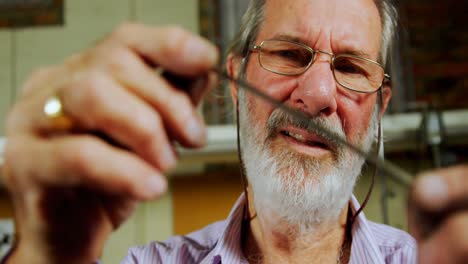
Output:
[228, 0, 398, 70]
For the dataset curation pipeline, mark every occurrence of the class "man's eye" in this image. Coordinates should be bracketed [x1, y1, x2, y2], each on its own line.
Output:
[270, 49, 311, 66]
[334, 61, 367, 76]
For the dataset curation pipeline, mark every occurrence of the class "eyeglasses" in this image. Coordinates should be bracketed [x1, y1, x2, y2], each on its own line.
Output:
[250, 39, 390, 93]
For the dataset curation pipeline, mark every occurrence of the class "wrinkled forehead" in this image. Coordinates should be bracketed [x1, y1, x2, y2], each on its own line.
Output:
[259, 0, 382, 60]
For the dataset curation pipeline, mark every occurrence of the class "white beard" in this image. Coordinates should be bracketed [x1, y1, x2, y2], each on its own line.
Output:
[238, 90, 378, 233]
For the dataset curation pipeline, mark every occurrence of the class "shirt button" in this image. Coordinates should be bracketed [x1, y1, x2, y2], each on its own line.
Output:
[213, 254, 222, 264]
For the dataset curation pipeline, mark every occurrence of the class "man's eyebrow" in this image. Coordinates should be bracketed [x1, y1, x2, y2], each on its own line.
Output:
[271, 34, 304, 44]
[339, 48, 372, 59]
[269, 34, 372, 59]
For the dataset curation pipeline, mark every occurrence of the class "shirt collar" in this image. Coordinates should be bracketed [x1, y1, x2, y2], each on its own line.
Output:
[201, 193, 386, 264]
[348, 195, 386, 264]
[200, 194, 248, 264]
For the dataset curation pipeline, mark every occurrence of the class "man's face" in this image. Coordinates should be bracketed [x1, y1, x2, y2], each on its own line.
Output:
[244, 0, 383, 155]
[234, 0, 387, 228]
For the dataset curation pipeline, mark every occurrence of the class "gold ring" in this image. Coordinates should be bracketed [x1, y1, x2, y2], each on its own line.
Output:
[43, 92, 73, 131]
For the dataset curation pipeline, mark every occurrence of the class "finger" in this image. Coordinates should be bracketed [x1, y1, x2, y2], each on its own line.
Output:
[417, 211, 468, 264]
[411, 165, 468, 213]
[19, 66, 61, 97]
[110, 23, 219, 76]
[409, 165, 468, 240]
[162, 70, 219, 105]
[4, 135, 167, 200]
[87, 44, 208, 147]
[59, 72, 177, 171]
[5, 66, 69, 134]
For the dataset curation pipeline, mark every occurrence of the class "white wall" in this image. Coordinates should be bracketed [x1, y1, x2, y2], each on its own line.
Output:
[0, 1, 199, 263]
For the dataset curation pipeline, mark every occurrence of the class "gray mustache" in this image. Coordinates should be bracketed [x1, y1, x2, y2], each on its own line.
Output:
[266, 108, 346, 150]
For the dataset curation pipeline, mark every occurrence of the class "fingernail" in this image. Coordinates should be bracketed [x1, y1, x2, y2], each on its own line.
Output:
[416, 174, 448, 208]
[145, 175, 167, 197]
[187, 117, 206, 146]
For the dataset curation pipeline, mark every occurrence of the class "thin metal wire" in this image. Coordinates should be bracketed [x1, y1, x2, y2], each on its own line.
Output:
[211, 68, 413, 187]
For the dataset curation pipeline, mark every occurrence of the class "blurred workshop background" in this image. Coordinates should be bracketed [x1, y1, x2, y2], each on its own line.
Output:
[0, 0, 466, 263]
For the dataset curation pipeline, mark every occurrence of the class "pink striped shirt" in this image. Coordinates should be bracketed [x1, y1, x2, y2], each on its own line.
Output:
[122, 194, 417, 263]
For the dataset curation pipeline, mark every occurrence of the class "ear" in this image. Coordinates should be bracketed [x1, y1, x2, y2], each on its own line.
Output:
[226, 53, 241, 106]
[378, 83, 392, 119]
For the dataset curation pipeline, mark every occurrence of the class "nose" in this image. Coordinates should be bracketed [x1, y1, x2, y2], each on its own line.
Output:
[289, 60, 338, 116]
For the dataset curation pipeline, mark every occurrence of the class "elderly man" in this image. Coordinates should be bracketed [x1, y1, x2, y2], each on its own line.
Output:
[2, 0, 468, 263]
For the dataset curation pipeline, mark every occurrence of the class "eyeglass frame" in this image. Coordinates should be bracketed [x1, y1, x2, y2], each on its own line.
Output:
[249, 39, 391, 94]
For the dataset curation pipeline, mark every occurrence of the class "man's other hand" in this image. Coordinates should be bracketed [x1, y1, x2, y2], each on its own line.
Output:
[2, 23, 218, 264]
[409, 165, 468, 264]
